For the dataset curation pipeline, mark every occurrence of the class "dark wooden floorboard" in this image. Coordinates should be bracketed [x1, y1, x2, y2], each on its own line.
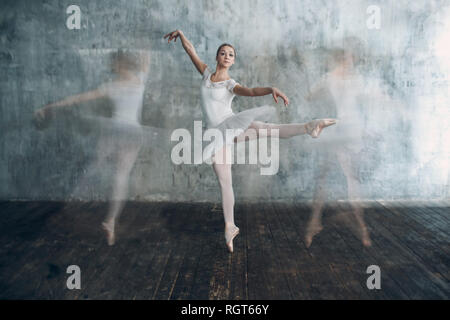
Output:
[409, 201, 450, 224]
[267, 202, 312, 299]
[131, 202, 173, 300]
[271, 202, 316, 299]
[362, 202, 448, 299]
[310, 204, 375, 300]
[206, 203, 235, 300]
[398, 202, 449, 240]
[246, 203, 287, 299]
[0, 201, 68, 299]
[291, 202, 377, 299]
[0, 201, 448, 300]
[260, 202, 295, 299]
[339, 212, 411, 299]
[168, 203, 209, 300]
[379, 202, 449, 264]
[373, 202, 449, 292]
[228, 204, 249, 300]
[185, 204, 219, 300]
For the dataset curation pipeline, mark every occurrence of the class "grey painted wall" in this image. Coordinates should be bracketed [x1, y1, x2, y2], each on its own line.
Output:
[1, 0, 449, 201]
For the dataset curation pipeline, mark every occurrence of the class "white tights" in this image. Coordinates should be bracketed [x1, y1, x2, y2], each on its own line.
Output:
[235, 120, 309, 142]
[212, 160, 235, 226]
[213, 120, 312, 227]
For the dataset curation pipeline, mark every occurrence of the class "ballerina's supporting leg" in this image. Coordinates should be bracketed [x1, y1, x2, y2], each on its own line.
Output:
[219, 118, 337, 251]
[305, 167, 329, 248]
[212, 146, 239, 253]
[336, 151, 372, 247]
[230, 119, 337, 248]
[72, 136, 115, 199]
[102, 142, 141, 245]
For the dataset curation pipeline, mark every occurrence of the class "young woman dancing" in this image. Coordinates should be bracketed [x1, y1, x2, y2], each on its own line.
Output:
[164, 30, 336, 253]
[305, 45, 374, 247]
[34, 50, 150, 245]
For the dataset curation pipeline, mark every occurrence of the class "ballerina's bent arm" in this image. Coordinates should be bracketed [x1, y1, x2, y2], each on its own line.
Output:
[164, 29, 207, 75]
[164, 29, 289, 106]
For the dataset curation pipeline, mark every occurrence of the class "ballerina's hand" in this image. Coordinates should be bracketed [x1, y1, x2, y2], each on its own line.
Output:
[33, 106, 52, 130]
[272, 87, 289, 107]
[163, 30, 182, 43]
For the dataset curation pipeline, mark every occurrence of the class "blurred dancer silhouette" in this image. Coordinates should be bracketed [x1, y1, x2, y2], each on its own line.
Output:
[34, 50, 150, 245]
[305, 40, 373, 247]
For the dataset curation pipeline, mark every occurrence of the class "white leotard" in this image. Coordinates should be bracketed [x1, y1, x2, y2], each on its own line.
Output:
[99, 71, 148, 125]
[198, 67, 276, 162]
[200, 68, 239, 128]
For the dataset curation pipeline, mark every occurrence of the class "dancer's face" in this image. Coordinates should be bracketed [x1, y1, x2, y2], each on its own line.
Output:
[216, 46, 235, 69]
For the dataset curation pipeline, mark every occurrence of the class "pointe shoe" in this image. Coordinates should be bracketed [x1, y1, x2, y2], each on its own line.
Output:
[305, 221, 323, 248]
[225, 225, 240, 253]
[102, 222, 115, 246]
[360, 227, 372, 247]
[306, 119, 337, 138]
[362, 236, 372, 247]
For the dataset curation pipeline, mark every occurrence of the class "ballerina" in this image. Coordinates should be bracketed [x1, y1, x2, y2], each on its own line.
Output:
[34, 50, 151, 245]
[305, 44, 373, 247]
[164, 29, 336, 253]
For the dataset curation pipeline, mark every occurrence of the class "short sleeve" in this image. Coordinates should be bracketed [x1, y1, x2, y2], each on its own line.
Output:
[226, 79, 239, 94]
[202, 67, 211, 80]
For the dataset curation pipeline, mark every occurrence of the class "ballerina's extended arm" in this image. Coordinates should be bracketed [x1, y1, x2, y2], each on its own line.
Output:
[34, 88, 106, 128]
[233, 85, 290, 107]
[164, 29, 207, 75]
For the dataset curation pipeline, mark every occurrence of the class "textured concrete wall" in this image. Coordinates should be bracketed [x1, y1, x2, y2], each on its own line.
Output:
[0, 0, 449, 201]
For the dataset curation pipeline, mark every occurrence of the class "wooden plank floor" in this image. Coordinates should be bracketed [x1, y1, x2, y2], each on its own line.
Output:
[0, 201, 448, 300]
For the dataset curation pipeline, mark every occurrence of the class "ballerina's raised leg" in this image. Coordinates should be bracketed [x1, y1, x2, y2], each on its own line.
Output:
[102, 140, 142, 245]
[237, 119, 337, 140]
[216, 119, 337, 252]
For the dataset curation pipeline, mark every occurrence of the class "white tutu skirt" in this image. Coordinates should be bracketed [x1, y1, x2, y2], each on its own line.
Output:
[79, 115, 169, 150]
[201, 105, 277, 163]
